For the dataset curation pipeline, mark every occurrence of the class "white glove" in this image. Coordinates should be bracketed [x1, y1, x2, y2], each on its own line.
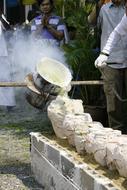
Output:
[94, 54, 108, 68]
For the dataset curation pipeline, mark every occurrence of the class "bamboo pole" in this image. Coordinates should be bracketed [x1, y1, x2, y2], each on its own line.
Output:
[0, 80, 104, 87]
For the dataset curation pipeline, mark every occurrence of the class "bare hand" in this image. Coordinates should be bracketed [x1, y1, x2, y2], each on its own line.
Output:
[42, 15, 49, 27]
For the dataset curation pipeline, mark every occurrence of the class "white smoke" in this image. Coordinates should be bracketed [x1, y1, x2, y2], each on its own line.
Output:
[8, 27, 67, 81]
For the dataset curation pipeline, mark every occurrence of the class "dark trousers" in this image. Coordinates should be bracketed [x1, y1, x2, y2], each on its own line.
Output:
[100, 65, 127, 133]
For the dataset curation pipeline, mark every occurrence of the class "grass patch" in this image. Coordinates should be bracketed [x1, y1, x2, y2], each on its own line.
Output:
[0, 115, 55, 138]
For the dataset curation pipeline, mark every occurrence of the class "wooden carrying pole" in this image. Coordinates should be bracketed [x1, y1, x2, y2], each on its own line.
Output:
[71, 80, 104, 85]
[0, 80, 104, 87]
[0, 82, 27, 87]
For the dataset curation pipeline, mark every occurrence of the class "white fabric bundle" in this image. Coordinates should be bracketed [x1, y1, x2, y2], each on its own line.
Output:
[74, 122, 103, 154]
[85, 128, 121, 166]
[106, 136, 126, 171]
[112, 135, 127, 177]
[63, 113, 92, 146]
[47, 96, 84, 139]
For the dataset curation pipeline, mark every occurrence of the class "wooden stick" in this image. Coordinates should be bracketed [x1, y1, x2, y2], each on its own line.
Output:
[0, 80, 104, 87]
[71, 80, 104, 85]
[0, 82, 27, 87]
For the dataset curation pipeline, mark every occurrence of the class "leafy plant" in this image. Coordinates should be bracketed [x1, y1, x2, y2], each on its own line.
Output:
[55, 1, 102, 105]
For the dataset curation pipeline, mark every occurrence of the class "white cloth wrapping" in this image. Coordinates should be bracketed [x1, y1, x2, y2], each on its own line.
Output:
[63, 113, 92, 146]
[0, 21, 15, 106]
[47, 96, 84, 139]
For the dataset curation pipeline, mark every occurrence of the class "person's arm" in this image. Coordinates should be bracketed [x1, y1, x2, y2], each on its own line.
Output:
[101, 30, 121, 55]
[88, 5, 97, 25]
[102, 14, 127, 55]
[94, 30, 121, 68]
[30, 17, 43, 38]
[42, 15, 64, 40]
[95, 14, 127, 68]
[56, 18, 70, 44]
[0, 14, 11, 30]
[88, 0, 103, 25]
[46, 24, 64, 40]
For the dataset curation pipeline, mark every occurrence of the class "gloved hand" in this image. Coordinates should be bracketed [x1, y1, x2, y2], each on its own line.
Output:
[94, 54, 108, 68]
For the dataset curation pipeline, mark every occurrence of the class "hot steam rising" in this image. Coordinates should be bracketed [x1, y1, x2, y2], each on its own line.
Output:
[8, 27, 67, 81]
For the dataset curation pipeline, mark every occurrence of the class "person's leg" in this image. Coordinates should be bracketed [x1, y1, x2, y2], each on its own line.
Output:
[122, 68, 127, 133]
[100, 65, 123, 131]
[6, 106, 15, 112]
[0, 57, 16, 110]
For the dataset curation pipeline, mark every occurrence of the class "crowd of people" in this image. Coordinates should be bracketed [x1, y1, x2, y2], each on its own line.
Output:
[0, 0, 69, 112]
[1, 0, 127, 133]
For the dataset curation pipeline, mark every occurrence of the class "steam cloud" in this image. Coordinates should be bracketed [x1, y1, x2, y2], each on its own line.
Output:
[8, 27, 67, 81]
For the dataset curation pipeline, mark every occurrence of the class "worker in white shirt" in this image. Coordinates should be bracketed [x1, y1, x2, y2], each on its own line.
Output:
[88, 0, 125, 131]
[0, 9, 16, 112]
[95, 9, 127, 133]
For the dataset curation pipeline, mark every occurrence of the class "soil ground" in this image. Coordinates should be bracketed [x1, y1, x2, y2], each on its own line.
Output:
[0, 88, 54, 190]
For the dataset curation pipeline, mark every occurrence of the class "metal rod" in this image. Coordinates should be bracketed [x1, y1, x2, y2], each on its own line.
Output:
[0, 80, 104, 87]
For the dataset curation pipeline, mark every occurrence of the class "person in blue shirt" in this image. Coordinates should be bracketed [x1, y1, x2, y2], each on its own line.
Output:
[30, 0, 69, 46]
[25, 0, 69, 110]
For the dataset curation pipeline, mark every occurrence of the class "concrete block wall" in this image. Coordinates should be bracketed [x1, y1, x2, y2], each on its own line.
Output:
[30, 132, 120, 190]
